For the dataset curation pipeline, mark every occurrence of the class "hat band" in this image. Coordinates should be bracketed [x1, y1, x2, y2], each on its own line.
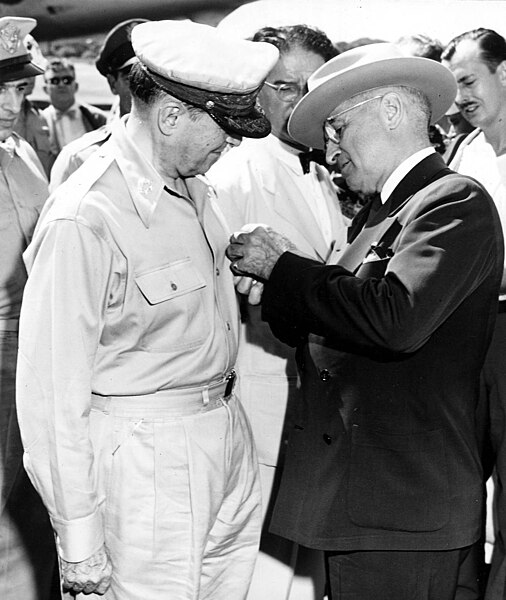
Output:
[142, 64, 261, 117]
[0, 52, 32, 70]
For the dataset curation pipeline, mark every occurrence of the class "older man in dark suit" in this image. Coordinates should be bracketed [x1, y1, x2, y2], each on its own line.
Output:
[226, 43, 504, 600]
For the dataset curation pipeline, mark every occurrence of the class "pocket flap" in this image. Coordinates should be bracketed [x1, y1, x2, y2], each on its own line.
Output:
[135, 258, 206, 305]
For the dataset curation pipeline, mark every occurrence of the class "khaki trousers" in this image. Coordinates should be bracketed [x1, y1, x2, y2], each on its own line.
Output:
[65, 391, 261, 600]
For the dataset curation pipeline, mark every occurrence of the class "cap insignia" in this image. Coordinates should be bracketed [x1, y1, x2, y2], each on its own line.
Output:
[0, 22, 20, 55]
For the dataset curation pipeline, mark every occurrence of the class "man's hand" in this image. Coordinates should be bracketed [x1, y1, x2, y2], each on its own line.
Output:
[234, 276, 264, 305]
[60, 544, 112, 596]
[226, 226, 297, 281]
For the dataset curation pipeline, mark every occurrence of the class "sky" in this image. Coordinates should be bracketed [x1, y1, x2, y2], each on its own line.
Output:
[218, 0, 506, 44]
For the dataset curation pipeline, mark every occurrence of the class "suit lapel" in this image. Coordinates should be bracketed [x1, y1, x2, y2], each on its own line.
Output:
[338, 153, 451, 273]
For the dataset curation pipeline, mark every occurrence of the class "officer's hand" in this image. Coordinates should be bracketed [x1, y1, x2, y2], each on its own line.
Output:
[60, 544, 112, 595]
[234, 276, 264, 305]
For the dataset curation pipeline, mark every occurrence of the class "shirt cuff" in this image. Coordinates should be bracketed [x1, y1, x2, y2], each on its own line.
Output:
[51, 507, 105, 562]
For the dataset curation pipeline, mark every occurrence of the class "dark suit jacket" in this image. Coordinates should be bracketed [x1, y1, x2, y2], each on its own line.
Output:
[43, 102, 108, 155]
[262, 153, 504, 551]
[79, 103, 107, 133]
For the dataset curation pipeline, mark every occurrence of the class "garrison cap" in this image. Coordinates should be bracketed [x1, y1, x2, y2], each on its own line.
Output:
[96, 18, 148, 77]
[0, 17, 44, 82]
[131, 20, 279, 138]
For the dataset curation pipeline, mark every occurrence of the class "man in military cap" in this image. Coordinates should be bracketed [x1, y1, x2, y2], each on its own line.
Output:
[0, 15, 56, 600]
[16, 19, 278, 600]
[50, 18, 147, 190]
[13, 33, 55, 176]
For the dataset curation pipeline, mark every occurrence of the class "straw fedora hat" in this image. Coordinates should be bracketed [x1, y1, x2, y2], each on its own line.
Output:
[288, 42, 457, 150]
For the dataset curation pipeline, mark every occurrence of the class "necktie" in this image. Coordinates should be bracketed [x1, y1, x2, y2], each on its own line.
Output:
[55, 107, 76, 120]
[347, 193, 382, 243]
[298, 148, 327, 174]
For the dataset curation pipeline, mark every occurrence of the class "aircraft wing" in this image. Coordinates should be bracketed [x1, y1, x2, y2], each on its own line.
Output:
[0, 0, 250, 40]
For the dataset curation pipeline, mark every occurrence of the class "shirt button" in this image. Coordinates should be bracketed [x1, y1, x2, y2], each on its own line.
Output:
[216, 268, 220, 276]
[320, 369, 331, 382]
[323, 434, 332, 445]
[170, 282, 178, 291]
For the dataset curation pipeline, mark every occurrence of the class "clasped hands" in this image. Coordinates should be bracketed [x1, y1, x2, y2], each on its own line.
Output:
[60, 543, 112, 596]
[226, 225, 296, 304]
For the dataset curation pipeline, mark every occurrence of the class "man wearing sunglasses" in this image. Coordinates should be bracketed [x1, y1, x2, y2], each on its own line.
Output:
[226, 43, 504, 600]
[49, 19, 147, 190]
[42, 56, 107, 156]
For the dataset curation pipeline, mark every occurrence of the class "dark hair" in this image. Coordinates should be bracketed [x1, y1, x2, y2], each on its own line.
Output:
[251, 24, 337, 62]
[442, 28, 506, 72]
[129, 61, 164, 104]
[44, 57, 76, 80]
[396, 34, 444, 62]
[128, 61, 203, 120]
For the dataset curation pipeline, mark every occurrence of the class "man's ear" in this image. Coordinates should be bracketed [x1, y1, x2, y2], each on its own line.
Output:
[380, 92, 403, 130]
[158, 100, 182, 135]
[497, 60, 506, 87]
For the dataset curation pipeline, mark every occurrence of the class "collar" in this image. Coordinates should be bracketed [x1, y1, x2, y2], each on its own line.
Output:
[263, 134, 308, 173]
[55, 102, 79, 118]
[381, 147, 436, 203]
[0, 133, 21, 159]
[107, 115, 167, 228]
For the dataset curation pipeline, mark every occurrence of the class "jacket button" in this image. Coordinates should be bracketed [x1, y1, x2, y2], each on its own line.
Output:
[323, 434, 332, 445]
[320, 369, 330, 382]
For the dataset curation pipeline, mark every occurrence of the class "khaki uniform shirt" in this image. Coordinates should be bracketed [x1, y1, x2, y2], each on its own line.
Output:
[0, 133, 47, 319]
[16, 116, 239, 561]
[49, 125, 112, 192]
[13, 99, 55, 177]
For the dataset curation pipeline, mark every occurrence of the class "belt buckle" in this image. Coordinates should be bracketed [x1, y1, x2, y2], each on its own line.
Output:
[224, 370, 236, 399]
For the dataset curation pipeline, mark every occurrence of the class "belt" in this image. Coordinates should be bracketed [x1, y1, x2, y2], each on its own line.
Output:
[498, 300, 506, 314]
[0, 319, 19, 332]
[91, 370, 237, 417]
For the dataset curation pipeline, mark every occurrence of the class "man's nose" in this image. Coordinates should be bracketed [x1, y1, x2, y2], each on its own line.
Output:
[454, 86, 467, 107]
[225, 134, 242, 148]
[1, 88, 22, 114]
[325, 139, 341, 165]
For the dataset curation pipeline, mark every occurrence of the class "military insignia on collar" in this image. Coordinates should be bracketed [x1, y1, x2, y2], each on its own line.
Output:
[138, 178, 153, 196]
[0, 22, 21, 54]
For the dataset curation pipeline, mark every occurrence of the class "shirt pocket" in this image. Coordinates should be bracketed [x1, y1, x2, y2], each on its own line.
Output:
[135, 258, 208, 351]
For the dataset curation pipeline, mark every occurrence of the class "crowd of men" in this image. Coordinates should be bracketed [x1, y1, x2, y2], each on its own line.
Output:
[1, 10, 506, 600]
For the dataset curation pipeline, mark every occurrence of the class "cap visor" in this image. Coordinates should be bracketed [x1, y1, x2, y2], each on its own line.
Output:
[0, 61, 44, 82]
[209, 106, 271, 139]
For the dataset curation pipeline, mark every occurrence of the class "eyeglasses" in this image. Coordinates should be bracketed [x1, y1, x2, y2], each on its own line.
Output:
[324, 95, 383, 145]
[46, 76, 74, 86]
[263, 81, 306, 102]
